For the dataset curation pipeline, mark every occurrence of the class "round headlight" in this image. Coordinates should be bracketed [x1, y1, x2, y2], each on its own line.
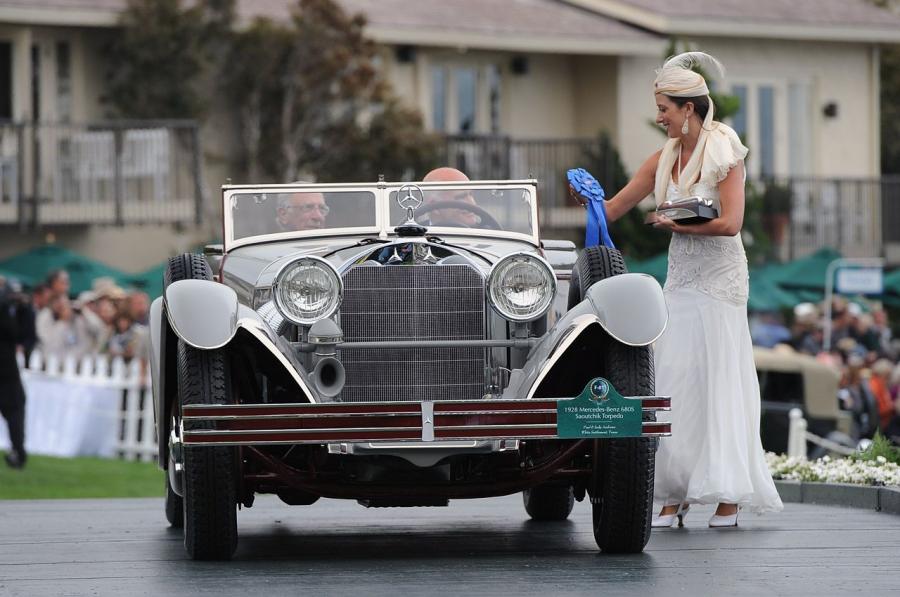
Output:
[273, 256, 343, 325]
[487, 253, 556, 322]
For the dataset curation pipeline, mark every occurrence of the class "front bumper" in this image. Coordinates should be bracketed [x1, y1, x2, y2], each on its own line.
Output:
[181, 395, 671, 447]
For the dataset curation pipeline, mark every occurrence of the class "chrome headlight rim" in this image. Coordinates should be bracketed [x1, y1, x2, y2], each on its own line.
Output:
[272, 255, 343, 326]
[487, 252, 556, 322]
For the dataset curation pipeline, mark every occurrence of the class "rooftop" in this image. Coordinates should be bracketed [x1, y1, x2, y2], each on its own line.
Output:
[2, 0, 899, 44]
[565, 0, 900, 42]
[240, 0, 663, 54]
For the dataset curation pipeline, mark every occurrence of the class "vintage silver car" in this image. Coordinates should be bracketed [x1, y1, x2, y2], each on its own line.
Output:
[149, 179, 670, 560]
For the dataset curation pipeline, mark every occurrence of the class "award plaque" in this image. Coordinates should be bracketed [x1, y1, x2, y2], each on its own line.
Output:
[645, 196, 718, 226]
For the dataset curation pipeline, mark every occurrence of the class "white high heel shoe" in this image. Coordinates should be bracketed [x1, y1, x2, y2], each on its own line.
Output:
[708, 507, 740, 528]
[651, 503, 690, 528]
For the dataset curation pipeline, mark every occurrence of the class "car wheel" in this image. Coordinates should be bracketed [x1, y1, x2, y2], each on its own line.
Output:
[571, 246, 657, 554]
[164, 252, 213, 288]
[178, 340, 239, 560]
[522, 484, 575, 521]
[165, 405, 184, 529]
[162, 253, 211, 532]
[591, 344, 656, 554]
[567, 245, 627, 310]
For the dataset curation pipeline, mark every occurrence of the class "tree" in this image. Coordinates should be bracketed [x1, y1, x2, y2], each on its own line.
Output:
[222, 0, 438, 183]
[104, 0, 232, 119]
[105, 0, 437, 182]
[314, 98, 441, 183]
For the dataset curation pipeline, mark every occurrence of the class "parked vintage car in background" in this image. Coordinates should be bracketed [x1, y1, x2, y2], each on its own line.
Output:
[756, 346, 858, 456]
[149, 179, 670, 559]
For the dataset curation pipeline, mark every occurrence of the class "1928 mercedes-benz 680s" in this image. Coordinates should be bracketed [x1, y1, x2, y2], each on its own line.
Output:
[150, 179, 670, 560]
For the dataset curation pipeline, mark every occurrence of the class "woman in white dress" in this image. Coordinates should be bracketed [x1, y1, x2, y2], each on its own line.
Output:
[602, 52, 783, 527]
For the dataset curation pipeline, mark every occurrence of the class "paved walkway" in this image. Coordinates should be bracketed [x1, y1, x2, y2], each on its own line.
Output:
[0, 495, 898, 596]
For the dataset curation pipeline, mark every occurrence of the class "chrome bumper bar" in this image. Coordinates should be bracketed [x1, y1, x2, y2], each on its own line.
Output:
[181, 396, 671, 447]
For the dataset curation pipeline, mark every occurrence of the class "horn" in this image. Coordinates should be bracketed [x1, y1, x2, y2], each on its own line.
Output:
[312, 356, 346, 398]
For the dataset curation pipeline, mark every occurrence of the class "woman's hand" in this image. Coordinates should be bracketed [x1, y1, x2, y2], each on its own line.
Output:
[652, 214, 679, 232]
[567, 184, 588, 208]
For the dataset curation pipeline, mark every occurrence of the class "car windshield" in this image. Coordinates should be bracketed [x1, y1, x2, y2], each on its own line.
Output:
[389, 186, 534, 234]
[229, 190, 377, 241]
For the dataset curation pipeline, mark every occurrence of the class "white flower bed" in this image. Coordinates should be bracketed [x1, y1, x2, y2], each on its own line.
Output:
[766, 452, 900, 487]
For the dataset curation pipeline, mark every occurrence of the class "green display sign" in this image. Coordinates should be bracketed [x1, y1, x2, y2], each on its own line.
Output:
[556, 378, 642, 438]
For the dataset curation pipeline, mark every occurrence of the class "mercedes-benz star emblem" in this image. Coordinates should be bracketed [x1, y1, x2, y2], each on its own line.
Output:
[396, 184, 425, 223]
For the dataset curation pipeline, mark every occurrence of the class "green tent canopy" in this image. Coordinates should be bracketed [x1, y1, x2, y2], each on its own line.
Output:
[625, 252, 668, 284]
[0, 245, 130, 296]
[765, 247, 842, 290]
[120, 261, 166, 299]
[748, 265, 805, 311]
[880, 268, 900, 298]
[0, 266, 37, 288]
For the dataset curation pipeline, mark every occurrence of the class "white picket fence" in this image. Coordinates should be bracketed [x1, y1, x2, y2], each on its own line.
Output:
[17, 349, 158, 462]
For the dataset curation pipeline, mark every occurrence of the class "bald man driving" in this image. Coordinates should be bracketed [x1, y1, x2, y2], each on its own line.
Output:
[421, 167, 480, 227]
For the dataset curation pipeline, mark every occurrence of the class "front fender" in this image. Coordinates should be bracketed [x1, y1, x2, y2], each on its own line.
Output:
[151, 289, 318, 469]
[584, 273, 667, 347]
[164, 279, 239, 349]
[149, 297, 164, 420]
[503, 273, 667, 400]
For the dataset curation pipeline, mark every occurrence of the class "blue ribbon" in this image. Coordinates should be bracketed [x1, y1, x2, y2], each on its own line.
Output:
[567, 168, 615, 249]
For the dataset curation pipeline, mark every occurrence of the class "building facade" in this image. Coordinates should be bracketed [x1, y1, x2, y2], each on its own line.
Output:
[1, 0, 899, 269]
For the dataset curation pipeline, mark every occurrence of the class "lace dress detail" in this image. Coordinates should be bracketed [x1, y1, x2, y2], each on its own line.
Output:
[664, 180, 749, 305]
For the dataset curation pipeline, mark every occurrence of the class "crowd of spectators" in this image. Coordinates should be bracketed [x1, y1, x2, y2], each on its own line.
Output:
[1, 269, 153, 469]
[750, 297, 900, 443]
[1, 269, 151, 365]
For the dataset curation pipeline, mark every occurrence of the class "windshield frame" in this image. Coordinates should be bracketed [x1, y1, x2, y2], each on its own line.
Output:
[222, 180, 540, 252]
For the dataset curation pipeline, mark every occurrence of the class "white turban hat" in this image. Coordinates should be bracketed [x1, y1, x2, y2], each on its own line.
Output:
[653, 52, 724, 98]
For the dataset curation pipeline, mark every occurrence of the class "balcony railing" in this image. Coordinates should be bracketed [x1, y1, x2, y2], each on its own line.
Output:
[0, 120, 203, 228]
[442, 135, 900, 261]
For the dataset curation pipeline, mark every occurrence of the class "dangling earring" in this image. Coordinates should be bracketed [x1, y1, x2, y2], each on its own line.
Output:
[681, 117, 690, 135]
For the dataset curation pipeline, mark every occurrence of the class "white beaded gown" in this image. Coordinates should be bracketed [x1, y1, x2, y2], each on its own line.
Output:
[652, 178, 783, 514]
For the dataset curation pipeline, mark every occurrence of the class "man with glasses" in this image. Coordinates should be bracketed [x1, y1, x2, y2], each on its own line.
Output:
[276, 191, 330, 231]
[421, 167, 480, 227]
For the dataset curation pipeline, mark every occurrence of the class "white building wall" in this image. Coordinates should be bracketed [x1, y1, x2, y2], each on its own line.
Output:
[615, 39, 878, 179]
[616, 54, 664, 176]
[503, 53, 577, 138]
[383, 47, 587, 138]
[572, 55, 619, 143]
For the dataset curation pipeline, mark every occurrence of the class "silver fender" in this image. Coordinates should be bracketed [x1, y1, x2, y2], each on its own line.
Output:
[164, 279, 239, 349]
[149, 297, 164, 413]
[502, 273, 667, 400]
[584, 273, 668, 347]
[150, 293, 318, 469]
[163, 287, 317, 400]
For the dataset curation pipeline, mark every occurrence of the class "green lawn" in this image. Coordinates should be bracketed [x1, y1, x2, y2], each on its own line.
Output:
[0, 453, 165, 500]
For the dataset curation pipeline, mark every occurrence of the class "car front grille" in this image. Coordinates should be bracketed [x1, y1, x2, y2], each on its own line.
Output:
[339, 264, 486, 402]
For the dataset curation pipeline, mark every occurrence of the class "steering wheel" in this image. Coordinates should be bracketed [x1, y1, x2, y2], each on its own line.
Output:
[414, 200, 502, 230]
